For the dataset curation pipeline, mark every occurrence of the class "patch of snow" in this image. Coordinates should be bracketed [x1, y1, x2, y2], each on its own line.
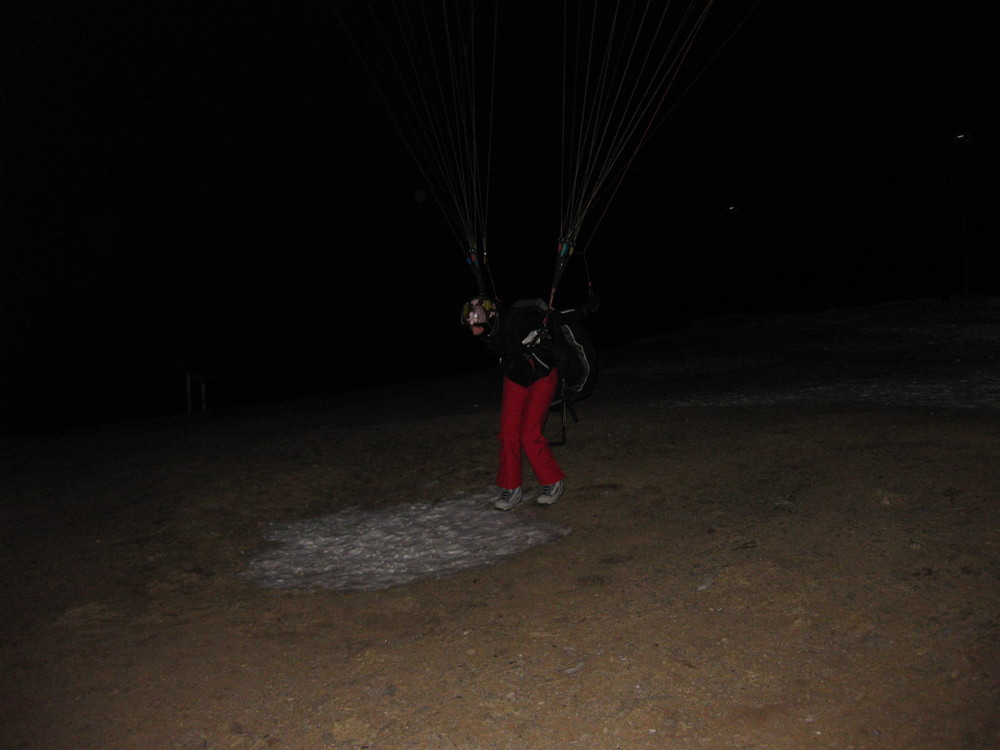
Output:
[605, 303, 1000, 411]
[657, 371, 1000, 410]
[241, 491, 570, 591]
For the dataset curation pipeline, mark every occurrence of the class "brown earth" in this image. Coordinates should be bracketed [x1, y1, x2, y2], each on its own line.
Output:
[3, 302, 1000, 750]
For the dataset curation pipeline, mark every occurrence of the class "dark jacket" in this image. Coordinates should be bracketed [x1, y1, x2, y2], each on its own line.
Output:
[485, 299, 586, 387]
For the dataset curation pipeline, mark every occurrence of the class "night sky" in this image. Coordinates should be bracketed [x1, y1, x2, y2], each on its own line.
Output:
[3, 1, 997, 433]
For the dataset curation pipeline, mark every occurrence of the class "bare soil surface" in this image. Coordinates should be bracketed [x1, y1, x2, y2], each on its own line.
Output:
[3, 298, 1000, 749]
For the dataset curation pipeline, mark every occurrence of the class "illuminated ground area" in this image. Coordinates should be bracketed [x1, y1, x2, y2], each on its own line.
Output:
[243, 493, 569, 591]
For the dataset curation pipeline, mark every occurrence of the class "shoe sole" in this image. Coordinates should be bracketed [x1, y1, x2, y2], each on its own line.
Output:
[494, 500, 523, 511]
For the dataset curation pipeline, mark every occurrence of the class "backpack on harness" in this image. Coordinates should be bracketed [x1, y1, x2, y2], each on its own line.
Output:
[547, 316, 598, 446]
[550, 318, 597, 408]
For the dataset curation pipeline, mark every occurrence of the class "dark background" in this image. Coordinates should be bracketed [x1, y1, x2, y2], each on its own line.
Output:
[3, 1, 997, 434]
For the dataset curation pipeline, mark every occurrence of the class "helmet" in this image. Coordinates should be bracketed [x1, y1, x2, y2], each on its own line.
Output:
[460, 297, 499, 335]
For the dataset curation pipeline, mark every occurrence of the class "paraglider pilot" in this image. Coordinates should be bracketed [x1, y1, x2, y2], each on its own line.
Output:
[462, 297, 583, 510]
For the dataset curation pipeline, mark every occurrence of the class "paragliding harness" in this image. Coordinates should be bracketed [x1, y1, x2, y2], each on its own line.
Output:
[496, 298, 598, 447]
[543, 238, 599, 446]
[465, 235, 598, 446]
[547, 314, 598, 446]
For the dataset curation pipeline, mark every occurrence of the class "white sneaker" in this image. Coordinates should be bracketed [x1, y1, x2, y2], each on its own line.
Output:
[494, 486, 524, 511]
[536, 480, 564, 506]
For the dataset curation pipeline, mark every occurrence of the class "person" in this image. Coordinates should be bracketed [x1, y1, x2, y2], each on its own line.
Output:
[461, 296, 582, 511]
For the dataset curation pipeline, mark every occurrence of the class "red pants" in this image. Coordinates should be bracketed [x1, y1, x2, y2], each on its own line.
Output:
[496, 368, 565, 490]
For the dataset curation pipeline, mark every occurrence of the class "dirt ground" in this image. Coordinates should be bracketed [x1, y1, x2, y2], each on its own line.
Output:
[3, 300, 1000, 749]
